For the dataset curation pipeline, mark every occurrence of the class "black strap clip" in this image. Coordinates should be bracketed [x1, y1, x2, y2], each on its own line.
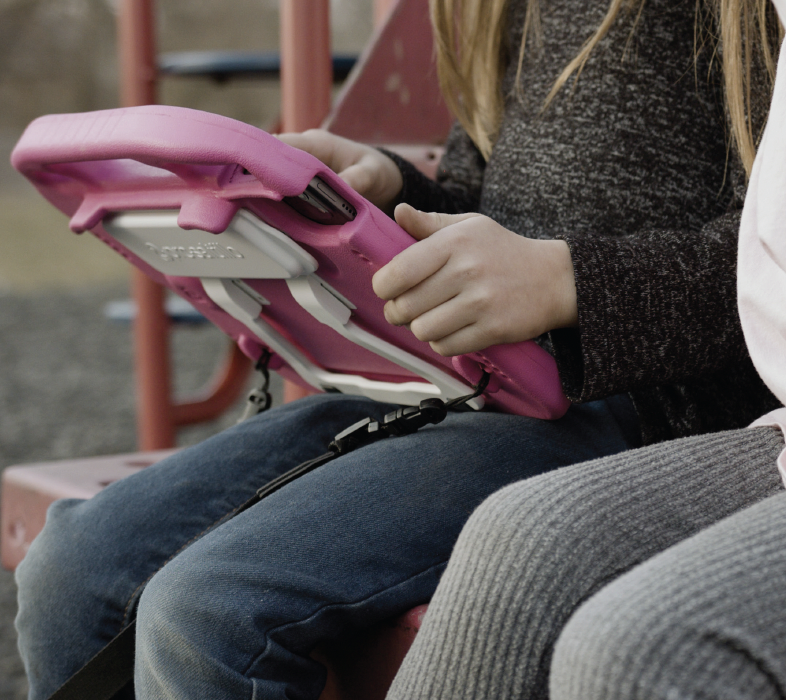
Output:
[329, 372, 490, 454]
[329, 397, 449, 454]
[238, 350, 273, 422]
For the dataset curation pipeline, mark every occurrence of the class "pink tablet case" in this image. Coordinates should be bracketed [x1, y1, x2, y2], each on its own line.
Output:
[11, 106, 570, 418]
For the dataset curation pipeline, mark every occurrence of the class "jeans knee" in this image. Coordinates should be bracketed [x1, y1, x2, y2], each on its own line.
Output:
[15, 497, 124, 696]
[134, 565, 192, 693]
[134, 556, 258, 698]
[136, 563, 192, 658]
[134, 554, 224, 680]
[16, 499, 93, 627]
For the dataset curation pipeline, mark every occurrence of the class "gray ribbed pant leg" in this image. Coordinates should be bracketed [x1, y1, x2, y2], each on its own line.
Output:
[551, 487, 786, 700]
[385, 427, 784, 700]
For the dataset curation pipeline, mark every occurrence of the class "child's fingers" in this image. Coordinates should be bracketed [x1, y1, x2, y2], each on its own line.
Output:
[372, 234, 451, 301]
[275, 130, 339, 169]
[374, 210, 485, 305]
[406, 294, 476, 343]
[394, 204, 480, 241]
[337, 161, 371, 193]
[427, 323, 485, 357]
[337, 159, 379, 197]
[382, 265, 462, 326]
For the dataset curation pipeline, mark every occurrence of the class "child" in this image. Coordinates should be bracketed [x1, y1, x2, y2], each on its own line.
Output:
[15, 0, 781, 697]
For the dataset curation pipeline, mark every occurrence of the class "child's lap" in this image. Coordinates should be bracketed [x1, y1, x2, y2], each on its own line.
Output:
[29, 391, 637, 589]
[16, 392, 638, 693]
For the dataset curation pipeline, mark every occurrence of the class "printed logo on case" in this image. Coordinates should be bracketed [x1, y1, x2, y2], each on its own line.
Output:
[145, 242, 245, 263]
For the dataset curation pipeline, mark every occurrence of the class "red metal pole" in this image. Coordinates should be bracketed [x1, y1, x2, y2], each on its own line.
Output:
[280, 0, 332, 403]
[118, 0, 157, 107]
[280, 0, 332, 133]
[130, 272, 175, 450]
[118, 0, 176, 450]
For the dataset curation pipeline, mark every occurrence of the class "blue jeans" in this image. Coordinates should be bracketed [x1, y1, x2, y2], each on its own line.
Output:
[16, 393, 640, 700]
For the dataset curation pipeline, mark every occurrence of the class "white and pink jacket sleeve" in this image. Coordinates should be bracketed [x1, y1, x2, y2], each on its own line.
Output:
[737, 0, 786, 483]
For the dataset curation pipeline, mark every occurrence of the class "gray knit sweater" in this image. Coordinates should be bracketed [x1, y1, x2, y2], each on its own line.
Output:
[388, 0, 780, 444]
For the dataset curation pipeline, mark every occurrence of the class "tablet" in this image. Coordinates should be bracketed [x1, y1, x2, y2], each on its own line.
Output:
[11, 105, 569, 418]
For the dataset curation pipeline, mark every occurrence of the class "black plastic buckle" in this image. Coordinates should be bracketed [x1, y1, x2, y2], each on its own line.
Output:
[330, 416, 385, 454]
[380, 398, 447, 436]
[329, 398, 449, 455]
[238, 350, 274, 423]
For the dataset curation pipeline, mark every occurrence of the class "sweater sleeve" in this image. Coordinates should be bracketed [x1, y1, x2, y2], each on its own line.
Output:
[546, 7, 780, 408]
[550, 210, 750, 403]
[379, 121, 486, 214]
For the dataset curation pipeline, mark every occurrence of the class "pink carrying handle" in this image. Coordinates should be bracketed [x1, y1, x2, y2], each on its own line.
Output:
[11, 106, 328, 200]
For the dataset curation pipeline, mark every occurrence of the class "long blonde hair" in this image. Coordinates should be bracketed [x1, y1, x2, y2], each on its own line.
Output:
[430, 0, 783, 174]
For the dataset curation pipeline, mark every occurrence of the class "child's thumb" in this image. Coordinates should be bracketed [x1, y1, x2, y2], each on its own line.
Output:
[394, 203, 479, 240]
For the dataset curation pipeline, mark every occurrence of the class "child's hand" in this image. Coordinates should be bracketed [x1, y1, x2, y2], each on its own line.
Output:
[372, 204, 578, 356]
[276, 130, 403, 214]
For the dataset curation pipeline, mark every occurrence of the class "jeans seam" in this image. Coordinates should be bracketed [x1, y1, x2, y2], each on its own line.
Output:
[240, 558, 449, 677]
[120, 495, 257, 627]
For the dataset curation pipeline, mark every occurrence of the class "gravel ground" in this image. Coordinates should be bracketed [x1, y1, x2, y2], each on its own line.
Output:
[0, 284, 283, 698]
